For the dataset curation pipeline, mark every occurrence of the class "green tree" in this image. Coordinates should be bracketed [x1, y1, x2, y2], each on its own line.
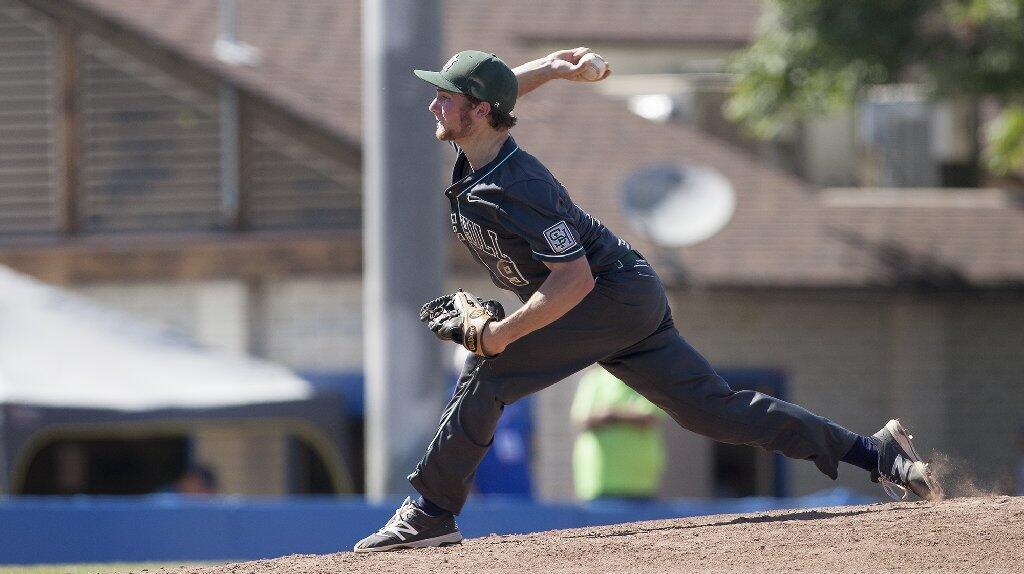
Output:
[726, 0, 1024, 176]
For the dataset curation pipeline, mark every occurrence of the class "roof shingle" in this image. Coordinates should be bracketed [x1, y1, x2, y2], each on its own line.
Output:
[58, 0, 1024, 289]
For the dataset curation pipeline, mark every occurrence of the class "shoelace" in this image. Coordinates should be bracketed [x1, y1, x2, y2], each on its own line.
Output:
[377, 504, 418, 538]
[878, 476, 909, 501]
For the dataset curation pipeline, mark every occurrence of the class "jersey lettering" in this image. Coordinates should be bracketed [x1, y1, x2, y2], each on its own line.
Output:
[454, 210, 530, 289]
[451, 212, 466, 242]
[459, 214, 496, 258]
[487, 229, 529, 287]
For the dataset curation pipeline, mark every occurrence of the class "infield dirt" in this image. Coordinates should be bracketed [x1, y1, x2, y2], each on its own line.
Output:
[171, 496, 1022, 574]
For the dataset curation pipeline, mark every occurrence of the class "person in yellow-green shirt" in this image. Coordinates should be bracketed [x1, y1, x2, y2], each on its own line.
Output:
[571, 366, 666, 500]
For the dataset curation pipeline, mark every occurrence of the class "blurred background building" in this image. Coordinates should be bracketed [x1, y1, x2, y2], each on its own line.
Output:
[1, 0, 1022, 504]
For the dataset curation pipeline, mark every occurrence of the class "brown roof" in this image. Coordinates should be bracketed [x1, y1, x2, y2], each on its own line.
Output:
[54, 0, 1024, 289]
[513, 0, 763, 45]
[68, 0, 763, 144]
[63, 0, 364, 144]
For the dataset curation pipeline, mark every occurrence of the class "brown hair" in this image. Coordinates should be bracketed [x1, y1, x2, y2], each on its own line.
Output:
[465, 93, 518, 130]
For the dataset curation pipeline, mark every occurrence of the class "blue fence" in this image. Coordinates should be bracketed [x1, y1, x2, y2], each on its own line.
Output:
[0, 489, 874, 565]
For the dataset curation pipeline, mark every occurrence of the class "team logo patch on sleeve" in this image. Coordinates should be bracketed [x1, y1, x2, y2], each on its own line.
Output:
[543, 221, 578, 254]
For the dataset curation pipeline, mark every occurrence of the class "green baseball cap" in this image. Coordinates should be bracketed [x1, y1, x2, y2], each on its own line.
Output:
[414, 50, 518, 113]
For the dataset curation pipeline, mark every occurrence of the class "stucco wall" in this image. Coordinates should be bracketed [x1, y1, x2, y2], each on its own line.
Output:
[76, 279, 1024, 499]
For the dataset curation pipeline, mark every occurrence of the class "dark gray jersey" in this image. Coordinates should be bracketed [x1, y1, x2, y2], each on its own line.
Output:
[445, 137, 630, 301]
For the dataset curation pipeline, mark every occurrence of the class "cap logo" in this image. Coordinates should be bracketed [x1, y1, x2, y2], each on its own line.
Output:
[442, 54, 459, 73]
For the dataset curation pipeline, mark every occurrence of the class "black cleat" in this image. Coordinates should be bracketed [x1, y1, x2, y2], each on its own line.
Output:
[871, 419, 944, 501]
[353, 497, 463, 553]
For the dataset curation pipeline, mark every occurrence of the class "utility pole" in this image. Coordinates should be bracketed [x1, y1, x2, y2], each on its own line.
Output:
[214, 0, 260, 228]
[362, 0, 446, 499]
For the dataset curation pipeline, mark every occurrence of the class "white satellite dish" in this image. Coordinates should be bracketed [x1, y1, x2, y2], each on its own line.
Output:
[620, 164, 735, 247]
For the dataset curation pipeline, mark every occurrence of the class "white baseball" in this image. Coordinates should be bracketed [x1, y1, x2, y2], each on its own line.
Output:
[578, 53, 606, 81]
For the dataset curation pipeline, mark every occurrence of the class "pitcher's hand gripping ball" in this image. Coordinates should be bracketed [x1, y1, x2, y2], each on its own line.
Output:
[578, 53, 607, 81]
[419, 289, 506, 357]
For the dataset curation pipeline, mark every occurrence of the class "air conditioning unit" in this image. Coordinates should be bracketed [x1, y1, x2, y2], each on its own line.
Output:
[858, 87, 940, 187]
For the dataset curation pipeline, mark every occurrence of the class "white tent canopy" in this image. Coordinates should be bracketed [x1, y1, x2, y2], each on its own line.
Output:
[0, 266, 312, 411]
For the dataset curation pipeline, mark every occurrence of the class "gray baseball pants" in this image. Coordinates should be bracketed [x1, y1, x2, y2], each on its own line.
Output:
[409, 260, 859, 514]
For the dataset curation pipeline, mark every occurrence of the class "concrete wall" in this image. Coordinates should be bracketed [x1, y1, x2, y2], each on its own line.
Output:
[947, 300, 1024, 485]
[664, 291, 891, 498]
[73, 278, 1024, 500]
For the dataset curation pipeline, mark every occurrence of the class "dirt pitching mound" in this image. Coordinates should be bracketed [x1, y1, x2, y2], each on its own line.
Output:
[174, 496, 1023, 574]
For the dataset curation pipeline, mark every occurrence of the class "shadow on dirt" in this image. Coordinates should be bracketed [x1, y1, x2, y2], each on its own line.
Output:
[552, 505, 923, 541]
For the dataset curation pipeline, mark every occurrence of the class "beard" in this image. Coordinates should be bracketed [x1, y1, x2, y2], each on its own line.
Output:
[435, 108, 473, 141]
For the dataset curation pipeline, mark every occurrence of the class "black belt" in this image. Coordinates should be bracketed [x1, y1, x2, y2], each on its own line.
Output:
[600, 249, 648, 274]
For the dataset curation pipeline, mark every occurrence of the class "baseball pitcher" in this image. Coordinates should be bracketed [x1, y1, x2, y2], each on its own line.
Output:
[353, 48, 942, 552]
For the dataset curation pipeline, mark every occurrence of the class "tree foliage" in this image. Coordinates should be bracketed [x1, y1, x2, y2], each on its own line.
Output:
[726, 0, 1024, 175]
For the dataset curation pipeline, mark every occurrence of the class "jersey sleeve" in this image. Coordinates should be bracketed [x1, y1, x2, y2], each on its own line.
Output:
[496, 180, 586, 262]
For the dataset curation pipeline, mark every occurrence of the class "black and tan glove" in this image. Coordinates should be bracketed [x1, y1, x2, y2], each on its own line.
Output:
[419, 289, 506, 357]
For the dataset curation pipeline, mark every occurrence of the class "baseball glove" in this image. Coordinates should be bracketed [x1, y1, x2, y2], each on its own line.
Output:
[419, 289, 506, 357]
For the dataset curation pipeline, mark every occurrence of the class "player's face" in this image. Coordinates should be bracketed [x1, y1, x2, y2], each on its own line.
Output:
[429, 90, 477, 141]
